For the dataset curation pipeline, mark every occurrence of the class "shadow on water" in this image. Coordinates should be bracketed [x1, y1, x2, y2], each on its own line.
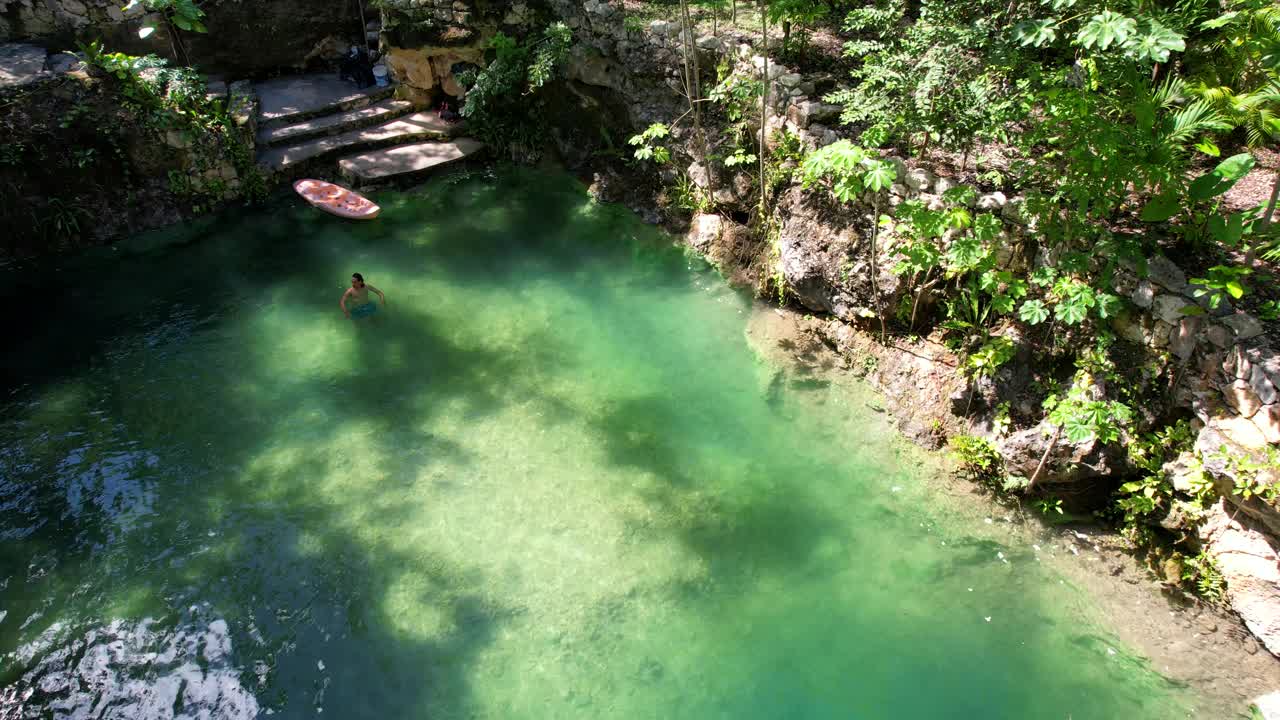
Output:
[590, 393, 843, 581]
[0, 172, 608, 718]
[0, 301, 534, 718]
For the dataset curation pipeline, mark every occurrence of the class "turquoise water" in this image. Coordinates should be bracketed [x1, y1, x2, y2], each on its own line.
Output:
[1, 169, 1200, 718]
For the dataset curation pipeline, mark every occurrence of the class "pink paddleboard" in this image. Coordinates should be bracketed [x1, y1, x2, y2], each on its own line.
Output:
[294, 179, 381, 220]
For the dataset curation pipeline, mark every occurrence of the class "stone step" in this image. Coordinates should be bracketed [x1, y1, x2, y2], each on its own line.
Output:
[338, 138, 485, 186]
[257, 98, 415, 147]
[254, 73, 396, 129]
[257, 112, 458, 175]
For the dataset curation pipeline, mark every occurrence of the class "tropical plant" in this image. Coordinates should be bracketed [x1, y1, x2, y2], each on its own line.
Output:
[457, 23, 572, 156]
[1182, 552, 1226, 603]
[629, 123, 672, 164]
[123, 0, 207, 64]
[949, 434, 1005, 486]
[1027, 371, 1133, 490]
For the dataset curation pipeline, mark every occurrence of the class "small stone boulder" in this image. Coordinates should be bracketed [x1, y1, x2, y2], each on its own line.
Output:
[687, 213, 723, 251]
[1145, 255, 1188, 293]
[1226, 379, 1264, 418]
[1225, 313, 1265, 341]
[997, 421, 1124, 486]
[977, 192, 1007, 211]
[903, 167, 933, 192]
[1152, 293, 1193, 324]
[1130, 280, 1155, 309]
[777, 72, 804, 89]
[696, 35, 723, 52]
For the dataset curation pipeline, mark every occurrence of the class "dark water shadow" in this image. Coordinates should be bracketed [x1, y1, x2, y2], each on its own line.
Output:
[0, 171, 621, 718]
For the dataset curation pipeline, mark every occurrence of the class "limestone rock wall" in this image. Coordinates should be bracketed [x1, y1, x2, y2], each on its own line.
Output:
[2, 0, 361, 75]
[1, 44, 256, 255]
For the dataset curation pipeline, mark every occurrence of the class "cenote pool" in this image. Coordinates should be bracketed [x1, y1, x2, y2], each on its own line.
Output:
[1, 168, 1202, 718]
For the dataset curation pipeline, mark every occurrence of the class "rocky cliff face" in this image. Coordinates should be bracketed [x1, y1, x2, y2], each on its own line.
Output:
[2, 0, 361, 75]
[1, 43, 257, 254]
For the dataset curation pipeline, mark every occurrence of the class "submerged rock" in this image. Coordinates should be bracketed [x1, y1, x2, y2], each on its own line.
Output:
[5, 612, 259, 719]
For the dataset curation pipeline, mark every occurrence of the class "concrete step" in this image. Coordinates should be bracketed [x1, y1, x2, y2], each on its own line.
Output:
[339, 138, 485, 186]
[255, 73, 395, 129]
[258, 112, 458, 176]
[257, 98, 415, 147]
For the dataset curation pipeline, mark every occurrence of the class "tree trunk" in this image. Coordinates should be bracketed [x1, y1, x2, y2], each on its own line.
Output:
[1248, 170, 1280, 268]
[909, 267, 936, 330]
[679, 0, 713, 200]
[164, 17, 188, 66]
[1025, 425, 1062, 492]
[758, 1, 770, 217]
[731, 0, 736, 24]
[870, 197, 886, 343]
[357, 0, 372, 53]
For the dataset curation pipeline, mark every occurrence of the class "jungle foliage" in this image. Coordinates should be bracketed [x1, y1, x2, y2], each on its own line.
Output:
[457, 23, 573, 158]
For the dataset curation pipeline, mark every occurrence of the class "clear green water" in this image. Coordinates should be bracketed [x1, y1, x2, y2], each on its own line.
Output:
[1, 169, 1200, 718]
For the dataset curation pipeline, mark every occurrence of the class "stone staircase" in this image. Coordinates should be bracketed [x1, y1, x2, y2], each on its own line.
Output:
[253, 73, 483, 187]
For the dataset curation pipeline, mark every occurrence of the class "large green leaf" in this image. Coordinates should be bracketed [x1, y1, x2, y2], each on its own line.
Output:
[832, 179, 859, 203]
[862, 161, 896, 192]
[1261, 37, 1280, 72]
[1019, 299, 1050, 325]
[1095, 293, 1121, 319]
[1207, 212, 1246, 247]
[1076, 11, 1137, 51]
[1200, 11, 1239, 30]
[1064, 414, 1096, 443]
[1127, 19, 1185, 63]
[1029, 266, 1057, 287]
[1014, 19, 1058, 47]
[972, 213, 1001, 242]
[1055, 295, 1090, 325]
[1194, 138, 1220, 157]
[946, 235, 986, 269]
[1140, 190, 1181, 221]
[1188, 152, 1256, 200]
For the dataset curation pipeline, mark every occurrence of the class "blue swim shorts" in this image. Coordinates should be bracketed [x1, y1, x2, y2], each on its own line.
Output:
[351, 302, 378, 319]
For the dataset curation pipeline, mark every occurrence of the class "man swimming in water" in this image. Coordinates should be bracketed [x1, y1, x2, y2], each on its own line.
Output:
[340, 272, 386, 320]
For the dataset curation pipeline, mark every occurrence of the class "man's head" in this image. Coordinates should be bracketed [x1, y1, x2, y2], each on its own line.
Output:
[351, 273, 365, 288]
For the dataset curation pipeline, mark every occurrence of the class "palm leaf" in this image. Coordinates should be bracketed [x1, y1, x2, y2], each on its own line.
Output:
[1151, 75, 1187, 109]
[1164, 100, 1231, 145]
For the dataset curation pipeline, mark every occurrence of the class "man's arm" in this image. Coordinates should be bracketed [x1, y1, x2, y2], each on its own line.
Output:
[340, 288, 352, 316]
[369, 284, 387, 306]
